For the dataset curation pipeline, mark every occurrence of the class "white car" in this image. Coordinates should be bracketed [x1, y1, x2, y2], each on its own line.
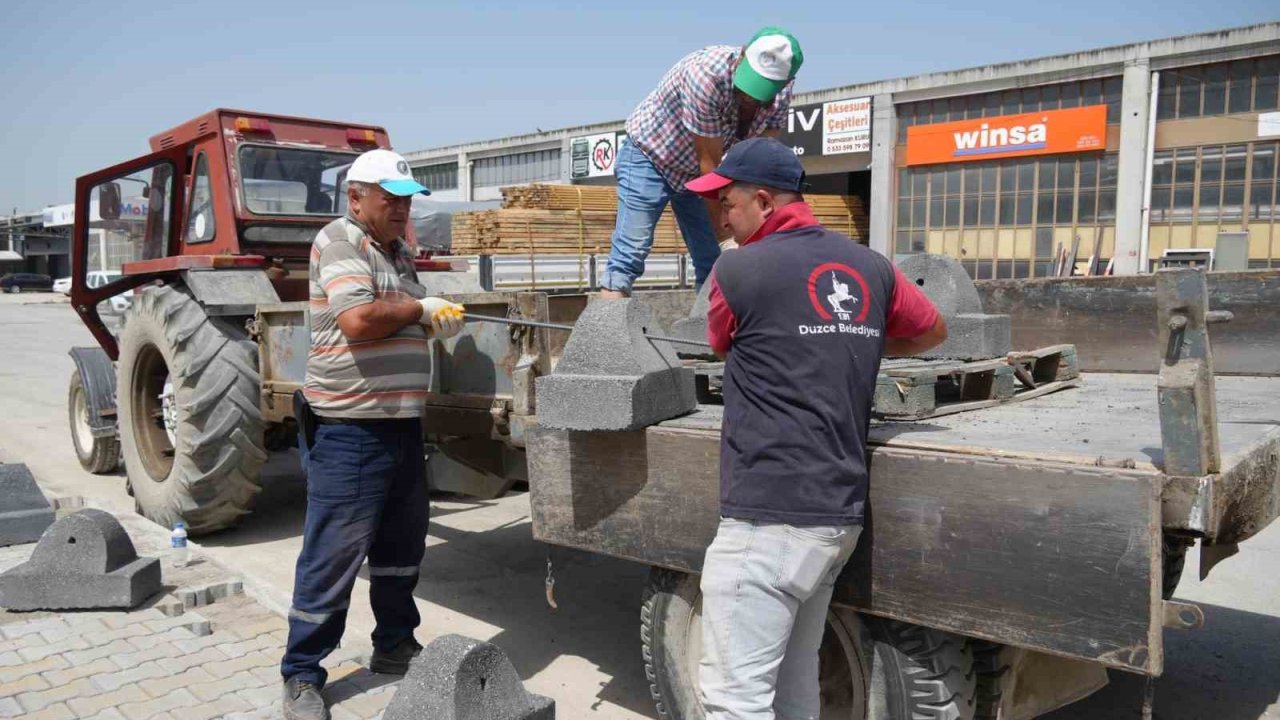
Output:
[53, 277, 73, 295]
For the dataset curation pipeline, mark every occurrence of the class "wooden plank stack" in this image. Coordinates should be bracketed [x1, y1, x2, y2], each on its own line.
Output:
[450, 183, 869, 256]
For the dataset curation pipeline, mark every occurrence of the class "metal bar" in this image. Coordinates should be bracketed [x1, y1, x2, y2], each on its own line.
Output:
[461, 312, 713, 348]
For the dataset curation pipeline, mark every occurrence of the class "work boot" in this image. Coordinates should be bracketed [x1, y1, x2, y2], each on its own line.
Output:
[283, 676, 329, 720]
[370, 637, 424, 675]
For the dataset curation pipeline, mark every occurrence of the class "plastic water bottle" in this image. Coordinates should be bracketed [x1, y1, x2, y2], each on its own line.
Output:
[170, 521, 189, 567]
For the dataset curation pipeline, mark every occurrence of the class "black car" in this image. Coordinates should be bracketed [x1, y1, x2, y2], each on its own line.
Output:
[0, 273, 53, 293]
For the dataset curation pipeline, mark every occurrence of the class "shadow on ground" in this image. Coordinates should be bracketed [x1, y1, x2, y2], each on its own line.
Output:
[1046, 602, 1280, 719]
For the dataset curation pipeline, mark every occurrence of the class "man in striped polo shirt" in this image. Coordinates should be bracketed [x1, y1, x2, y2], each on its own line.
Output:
[281, 149, 464, 720]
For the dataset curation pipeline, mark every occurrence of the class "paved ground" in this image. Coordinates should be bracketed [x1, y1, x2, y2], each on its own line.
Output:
[1, 300, 1278, 719]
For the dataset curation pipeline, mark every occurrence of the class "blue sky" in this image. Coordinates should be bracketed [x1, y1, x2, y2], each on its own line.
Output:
[2, 0, 1275, 212]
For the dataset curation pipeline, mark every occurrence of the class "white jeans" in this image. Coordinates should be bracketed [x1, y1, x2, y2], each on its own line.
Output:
[699, 518, 862, 720]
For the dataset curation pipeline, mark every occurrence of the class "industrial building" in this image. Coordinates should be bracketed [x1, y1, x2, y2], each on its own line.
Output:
[405, 22, 1280, 278]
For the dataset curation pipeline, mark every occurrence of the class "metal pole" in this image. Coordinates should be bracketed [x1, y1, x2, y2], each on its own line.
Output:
[460, 313, 712, 348]
[1139, 71, 1160, 273]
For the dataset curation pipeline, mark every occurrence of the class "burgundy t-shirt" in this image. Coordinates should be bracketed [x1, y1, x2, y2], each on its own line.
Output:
[705, 203, 938, 525]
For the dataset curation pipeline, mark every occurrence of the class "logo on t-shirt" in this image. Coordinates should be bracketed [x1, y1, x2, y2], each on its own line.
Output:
[798, 263, 881, 338]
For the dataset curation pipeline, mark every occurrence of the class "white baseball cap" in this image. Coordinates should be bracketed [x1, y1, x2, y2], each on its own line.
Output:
[347, 149, 431, 196]
[734, 27, 804, 102]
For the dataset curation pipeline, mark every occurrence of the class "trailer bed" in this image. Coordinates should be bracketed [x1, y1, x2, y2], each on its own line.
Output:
[664, 373, 1280, 474]
[528, 372, 1280, 675]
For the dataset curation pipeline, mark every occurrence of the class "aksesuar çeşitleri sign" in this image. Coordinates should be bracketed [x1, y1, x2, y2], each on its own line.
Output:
[780, 96, 872, 156]
[905, 104, 1107, 166]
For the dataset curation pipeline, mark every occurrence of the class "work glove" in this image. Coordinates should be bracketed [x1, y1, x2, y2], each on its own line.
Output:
[418, 297, 465, 339]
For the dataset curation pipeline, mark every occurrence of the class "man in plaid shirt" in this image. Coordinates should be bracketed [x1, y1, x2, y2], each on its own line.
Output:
[599, 27, 804, 297]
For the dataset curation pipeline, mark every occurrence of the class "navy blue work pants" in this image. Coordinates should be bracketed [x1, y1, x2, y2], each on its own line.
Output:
[280, 418, 429, 687]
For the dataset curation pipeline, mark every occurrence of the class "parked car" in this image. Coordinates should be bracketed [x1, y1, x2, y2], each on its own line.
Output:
[53, 276, 73, 295]
[0, 273, 53, 293]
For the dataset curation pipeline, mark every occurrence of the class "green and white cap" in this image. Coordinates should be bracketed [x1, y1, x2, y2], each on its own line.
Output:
[734, 26, 804, 102]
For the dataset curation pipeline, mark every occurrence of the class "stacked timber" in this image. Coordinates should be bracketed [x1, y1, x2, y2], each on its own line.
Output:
[450, 184, 868, 256]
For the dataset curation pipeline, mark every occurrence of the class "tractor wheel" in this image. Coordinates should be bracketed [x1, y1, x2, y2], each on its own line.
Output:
[68, 368, 121, 473]
[117, 285, 266, 534]
[642, 567, 976, 720]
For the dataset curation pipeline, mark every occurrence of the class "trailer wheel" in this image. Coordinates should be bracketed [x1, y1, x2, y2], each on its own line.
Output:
[117, 285, 266, 534]
[68, 369, 121, 473]
[641, 567, 976, 719]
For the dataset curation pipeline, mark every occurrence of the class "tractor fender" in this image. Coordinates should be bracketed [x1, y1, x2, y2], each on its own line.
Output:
[181, 269, 280, 316]
[68, 346, 118, 439]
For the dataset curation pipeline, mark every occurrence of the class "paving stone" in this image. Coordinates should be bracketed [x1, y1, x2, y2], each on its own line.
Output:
[0, 697, 22, 719]
[0, 650, 21, 667]
[214, 633, 277, 660]
[62, 638, 136, 666]
[1, 672, 51, 695]
[109, 641, 181, 670]
[99, 608, 166, 630]
[177, 694, 253, 720]
[66, 685, 149, 717]
[17, 636, 91, 663]
[234, 683, 280, 709]
[203, 648, 278, 679]
[171, 631, 236, 654]
[155, 646, 227, 676]
[0, 463, 55, 547]
[338, 687, 396, 718]
[0, 509, 161, 611]
[189, 669, 263, 703]
[42, 656, 116, 686]
[90, 659, 170, 692]
[117, 688, 199, 720]
[4, 653, 70, 682]
[382, 634, 554, 720]
[537, 298, 696, 431]
[138, 666, 216, 698]
[22, 701, 75, 720]
[85, 709, 127, 720]
[16, 677, 97, 713]
[0, 616, 66, 641]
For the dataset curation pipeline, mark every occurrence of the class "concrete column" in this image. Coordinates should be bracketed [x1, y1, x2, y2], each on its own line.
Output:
[868, 93, 896, 258]
[1112, 58, 1152, 275]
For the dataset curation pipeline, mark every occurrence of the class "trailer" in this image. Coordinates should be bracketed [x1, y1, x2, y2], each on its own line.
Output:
[427, 268, 1280, 719]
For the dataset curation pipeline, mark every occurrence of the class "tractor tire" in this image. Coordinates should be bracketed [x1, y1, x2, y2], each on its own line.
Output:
[642, 567, 978, 720]
[117, 285, 266, 534]
[68, 368, 121, 474]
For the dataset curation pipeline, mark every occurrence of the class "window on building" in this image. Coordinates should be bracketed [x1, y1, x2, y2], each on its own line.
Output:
[472, 149, 562, 188]
[411, 162, 458, 191]
[1158, 56, 1280, 118]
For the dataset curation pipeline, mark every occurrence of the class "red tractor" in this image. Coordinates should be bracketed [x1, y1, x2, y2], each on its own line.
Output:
[67, 110, 439, 533]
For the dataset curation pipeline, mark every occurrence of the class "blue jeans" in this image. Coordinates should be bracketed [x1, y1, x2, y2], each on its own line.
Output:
[600, 141, 721, 294]
[700, 518, 862, 720]
[281, 418, 429, 687]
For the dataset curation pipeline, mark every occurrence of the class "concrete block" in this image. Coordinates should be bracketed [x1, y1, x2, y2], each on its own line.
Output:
[0, 509, 161, 610]
[896, 253, 984, 316]
[0, 463, 55, 547]
[920, 314, 1013, 361]
[896, 254, 1011, 360]
[383, 634, 554, 720]
[670, 281, 715, 358]
[536, 298, 695, 431]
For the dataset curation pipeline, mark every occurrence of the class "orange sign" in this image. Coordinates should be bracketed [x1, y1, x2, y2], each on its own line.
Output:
[906, 105, 1107, 166]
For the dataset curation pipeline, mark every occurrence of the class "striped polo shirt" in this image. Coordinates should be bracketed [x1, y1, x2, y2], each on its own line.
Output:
[303, 215, 430, 419]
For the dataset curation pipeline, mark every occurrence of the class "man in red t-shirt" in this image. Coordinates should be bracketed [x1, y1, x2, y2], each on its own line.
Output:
[685, 137, 946, 719]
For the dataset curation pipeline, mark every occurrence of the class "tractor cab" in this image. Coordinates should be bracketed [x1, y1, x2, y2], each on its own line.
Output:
[71, 109, 393, 358]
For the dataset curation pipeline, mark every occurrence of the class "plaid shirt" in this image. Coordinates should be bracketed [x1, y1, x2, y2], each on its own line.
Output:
[626, 45, 793, 190]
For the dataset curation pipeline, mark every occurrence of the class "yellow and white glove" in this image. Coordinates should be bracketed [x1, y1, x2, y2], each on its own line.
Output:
[418, 297, 465, 339]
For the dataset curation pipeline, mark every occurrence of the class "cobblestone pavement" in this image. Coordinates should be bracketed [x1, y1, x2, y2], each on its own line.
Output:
[0, 512, 403, 720]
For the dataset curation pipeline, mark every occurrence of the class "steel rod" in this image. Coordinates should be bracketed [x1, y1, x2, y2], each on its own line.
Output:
[461, 312, 713, 348]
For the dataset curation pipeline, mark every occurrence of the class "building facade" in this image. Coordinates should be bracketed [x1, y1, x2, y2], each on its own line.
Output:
[404, 23, 1280, 277]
